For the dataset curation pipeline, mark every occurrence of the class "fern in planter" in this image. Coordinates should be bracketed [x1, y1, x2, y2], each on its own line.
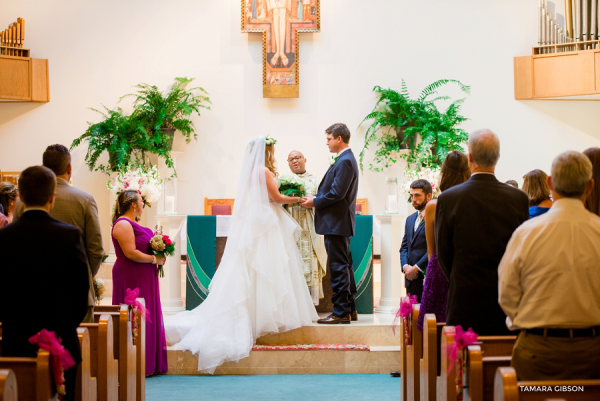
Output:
[121, 77, 211, 145]
[70, 106, 164, 175]
[358, 79, 470, 173]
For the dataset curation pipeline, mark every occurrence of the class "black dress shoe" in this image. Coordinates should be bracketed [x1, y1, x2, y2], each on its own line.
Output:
[390, 371, 401, 377]
[317, 314, 351, 324]
[351, 311, 358, 321]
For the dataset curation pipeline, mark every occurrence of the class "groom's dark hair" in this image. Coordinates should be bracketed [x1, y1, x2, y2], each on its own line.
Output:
[410, 179, 432, 195]
[326, 123, 351, 144]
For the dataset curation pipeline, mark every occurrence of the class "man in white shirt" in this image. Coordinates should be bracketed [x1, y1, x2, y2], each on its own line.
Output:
[499, 150, 600, 380]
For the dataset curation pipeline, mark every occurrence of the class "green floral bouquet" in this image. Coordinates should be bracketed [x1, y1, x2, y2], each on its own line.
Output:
[279, 174, 305, 203]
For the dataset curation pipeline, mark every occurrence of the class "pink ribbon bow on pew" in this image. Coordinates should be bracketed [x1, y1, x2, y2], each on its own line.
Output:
[124, 287, 151, 323]
[28, 329, 76, 400]
[446, 325, 478, 400]
[390, 294, 418, 336]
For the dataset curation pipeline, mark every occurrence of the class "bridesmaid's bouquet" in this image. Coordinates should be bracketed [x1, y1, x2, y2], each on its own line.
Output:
[150, 225, 175, 278]
[93, 278, 105, 301]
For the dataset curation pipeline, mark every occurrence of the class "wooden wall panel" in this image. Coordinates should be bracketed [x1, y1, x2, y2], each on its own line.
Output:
[595, 53, 600, 92]
[514, 56, 533, 100]
[533, 54, 583, 97]
[0, 58, 30, 100]
[31, 58, 49, 102]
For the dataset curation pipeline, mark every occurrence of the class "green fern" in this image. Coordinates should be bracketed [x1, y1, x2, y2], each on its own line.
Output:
[358, 79, 470, 173]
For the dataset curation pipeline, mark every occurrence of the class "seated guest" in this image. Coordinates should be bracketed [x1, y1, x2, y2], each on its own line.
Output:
[0, 166, 89, 401]
[505, 180, 519, 189]
[417, 151, 470, 332]
[0, 182, 18, 227]
[499, 151, 600, 380]
[583, 147, 600, 216]
[522, 169, 552, 218]
[435, 129, 529, 336]
[15, 145, 104, 322]
[400, 179, 432, 303]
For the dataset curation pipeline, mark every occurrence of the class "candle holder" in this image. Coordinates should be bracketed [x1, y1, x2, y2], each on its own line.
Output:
[385, 176, 400, 214]
[163, 178, 177, 214]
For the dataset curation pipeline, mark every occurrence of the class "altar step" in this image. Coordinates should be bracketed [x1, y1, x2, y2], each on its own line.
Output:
[166, 314, 401, 375]
[167, 345, 400, 375]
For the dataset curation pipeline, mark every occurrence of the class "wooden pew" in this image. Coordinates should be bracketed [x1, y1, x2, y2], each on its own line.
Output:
[494, 367, 600, 401]
[94, 305, 136, 401]
[0, 369, 17, 401]
[438, 326, 457, 401]
[406, 305, 423, 401]
[420, 314, 445, 401]
[0, 349, 55, 401]
[75, 327, 97, 401]
[464, 344, 512, 401]
[80, 315, 119, 401]
[401, 307, 408, 401]
[95, 301, 145, 401]
[438, 327, 517, 401]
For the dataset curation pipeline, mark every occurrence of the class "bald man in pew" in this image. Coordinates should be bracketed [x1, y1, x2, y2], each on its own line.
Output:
[0, 166, 89, 401]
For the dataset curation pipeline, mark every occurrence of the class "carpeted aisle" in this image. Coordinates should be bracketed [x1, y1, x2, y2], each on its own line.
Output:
[146, 374, 400, 401]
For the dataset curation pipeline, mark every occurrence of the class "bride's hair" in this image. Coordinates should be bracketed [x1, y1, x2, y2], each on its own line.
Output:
[265, 144, 278, 177]
[112, 189, 141, 225]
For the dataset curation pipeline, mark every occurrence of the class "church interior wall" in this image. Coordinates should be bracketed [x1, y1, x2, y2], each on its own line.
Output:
[1, 0, 599, 251]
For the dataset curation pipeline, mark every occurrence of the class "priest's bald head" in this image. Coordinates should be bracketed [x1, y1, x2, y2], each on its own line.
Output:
[288, 150, 307, 174]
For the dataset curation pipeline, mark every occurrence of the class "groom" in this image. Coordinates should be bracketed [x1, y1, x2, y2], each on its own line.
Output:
[301, 123, 359, 324]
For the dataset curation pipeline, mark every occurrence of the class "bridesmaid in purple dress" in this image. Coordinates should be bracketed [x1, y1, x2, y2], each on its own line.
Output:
[111, 190, 168, 375]
[417, 151, 471, 332]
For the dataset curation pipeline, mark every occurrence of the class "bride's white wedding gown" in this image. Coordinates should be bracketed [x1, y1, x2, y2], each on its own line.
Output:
[164, 138, 319, 374]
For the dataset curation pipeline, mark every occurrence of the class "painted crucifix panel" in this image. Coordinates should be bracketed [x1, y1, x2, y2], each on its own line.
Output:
[242, 0, 320, 98]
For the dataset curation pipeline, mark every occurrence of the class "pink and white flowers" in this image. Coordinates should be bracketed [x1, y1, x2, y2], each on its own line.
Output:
[108, 166, 162, 207]
[401, 167, 441, 200]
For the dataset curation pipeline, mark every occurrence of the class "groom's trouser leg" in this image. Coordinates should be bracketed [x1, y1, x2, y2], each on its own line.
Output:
[349, 249, 357, 312]
[324, 235, 353, 318]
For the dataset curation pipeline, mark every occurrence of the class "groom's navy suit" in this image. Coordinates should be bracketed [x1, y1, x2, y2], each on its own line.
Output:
[314, 148, 359, 318]
[400, 211, 428, 302]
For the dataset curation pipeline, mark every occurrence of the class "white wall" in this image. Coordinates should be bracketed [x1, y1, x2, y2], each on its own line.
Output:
[1, 0, 600, 250]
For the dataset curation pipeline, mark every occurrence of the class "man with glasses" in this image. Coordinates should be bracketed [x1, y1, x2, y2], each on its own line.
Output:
[287, 150, 327, 305]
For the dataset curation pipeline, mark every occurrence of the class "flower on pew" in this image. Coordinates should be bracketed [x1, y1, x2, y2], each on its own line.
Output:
[390, 294, 418, 344]
[93, 278, 105, 301]
[125, 288, 152, 345]
[446, 326, 479, 400]
[150, 225, 176, 278]
[28, 329, 76, 400]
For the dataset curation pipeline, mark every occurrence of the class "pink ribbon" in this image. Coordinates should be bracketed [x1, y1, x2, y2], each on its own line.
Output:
[124, 288, 152, 323]
[446, 326, 478, 376]
[390, 294, 418, 335]
[28, 329, 75, 396]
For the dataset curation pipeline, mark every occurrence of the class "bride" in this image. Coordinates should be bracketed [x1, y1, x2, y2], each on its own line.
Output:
[164, 136, 319, 374]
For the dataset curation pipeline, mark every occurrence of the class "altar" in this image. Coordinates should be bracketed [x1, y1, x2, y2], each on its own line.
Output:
[185, 215, 375, 314]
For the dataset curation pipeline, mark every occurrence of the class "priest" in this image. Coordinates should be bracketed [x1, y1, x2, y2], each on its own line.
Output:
[287, 150, 327, 305]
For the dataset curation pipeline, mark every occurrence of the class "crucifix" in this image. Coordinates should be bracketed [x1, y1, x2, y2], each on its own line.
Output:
[242, 0, 320, 98]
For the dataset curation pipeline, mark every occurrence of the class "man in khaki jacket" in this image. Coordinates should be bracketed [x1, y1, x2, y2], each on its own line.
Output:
[15, 144, 103, 322]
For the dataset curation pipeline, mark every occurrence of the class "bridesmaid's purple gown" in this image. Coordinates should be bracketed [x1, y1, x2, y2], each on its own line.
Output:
[417, 252, 448, 332]
[112, 217, 168, 375]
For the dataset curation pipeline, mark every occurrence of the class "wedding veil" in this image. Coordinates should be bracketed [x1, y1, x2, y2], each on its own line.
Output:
[208, 136, 279, 290]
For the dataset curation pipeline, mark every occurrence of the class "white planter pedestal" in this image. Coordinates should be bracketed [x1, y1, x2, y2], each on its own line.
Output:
[374, 214, 407, 314]
[156, 214, 186, 315]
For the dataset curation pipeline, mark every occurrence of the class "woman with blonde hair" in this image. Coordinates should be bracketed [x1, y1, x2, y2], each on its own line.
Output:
[522, 169, 552, 219]
[165, 136, 318, 374]
[111, 189, 168, 376]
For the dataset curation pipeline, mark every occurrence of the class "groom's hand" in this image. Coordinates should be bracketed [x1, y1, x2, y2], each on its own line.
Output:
[404, 265, 419, 280]
[301, 196, 315, 209]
